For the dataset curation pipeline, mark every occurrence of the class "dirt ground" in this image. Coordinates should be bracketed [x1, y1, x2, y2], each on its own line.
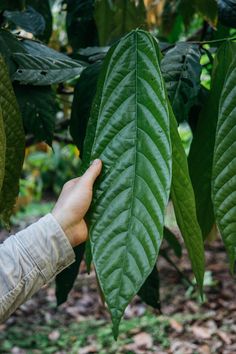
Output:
[0, 222, 236, 354]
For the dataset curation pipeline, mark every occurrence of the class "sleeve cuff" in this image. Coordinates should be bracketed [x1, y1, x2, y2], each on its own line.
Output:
[14, 213, 75, 283]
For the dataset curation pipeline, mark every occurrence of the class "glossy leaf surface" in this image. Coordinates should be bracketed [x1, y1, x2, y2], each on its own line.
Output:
[0, 57, 25, 225]
[189, 42, 236, 238]
[12, 53, 84, 85]
[161, 43, 201, 123]
[212, 58, 236, 272]
[170, 105, 205, 290]
[85, 30, 172, 337]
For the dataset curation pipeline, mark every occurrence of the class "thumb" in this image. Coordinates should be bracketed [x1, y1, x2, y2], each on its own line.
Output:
[81, 159, 102, 186]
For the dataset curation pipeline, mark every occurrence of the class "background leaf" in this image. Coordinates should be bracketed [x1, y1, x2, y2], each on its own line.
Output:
[4, 6, 46, 36]
[14, 84, 57, 145]
[218, 0, 236, 28]
[0, 105, 6, 192]
[85, 30, 172, 338]
[94, 0, 147, 46]
[188, 42, 236, 238]
[0, 0, 24, 11]
[26, 0, 52, 42]
[137, 265, 160, 309]
[56, 243, 85, 305]
[161, 43, 201, 123]
[212, 57, 236, 272]
[194, 0, 218, 26]
[164, 227, 182, 258]
[170, 104, 205, 291]
[12, 53, 84, 85]
[70, 61, 102, 155]
[0, 56, 25, 225]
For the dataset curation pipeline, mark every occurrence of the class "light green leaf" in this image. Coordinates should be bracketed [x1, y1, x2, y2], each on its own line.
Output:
[85, 30, 172, 338]
[0, 56, 25, 225]
[94, 0, 147, 46]
[170, 104, 205, 291]
[189, 42, 236, 238]
[0, 106, 6, 192]
[161, 43, 201, 123]
[212, 57, 236, 272]
[12, 53, 84, 85]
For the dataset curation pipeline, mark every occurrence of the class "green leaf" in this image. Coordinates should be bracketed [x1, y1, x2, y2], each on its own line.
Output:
[218, 0, 236, 28]
[170, 104, 205, 291]
[94, 0, 147, 46]
[65, 0, 98, 51]
[0, 56, 25, 225]
[164, 227, 182, 258]
[0, 0, 24, 11]
[14, 84, 56, 145]
[194, 0, 218, 26]
[137, 265, 160, 310]
[84, 30, 172, 338]
[0, 29, 27, 76]
[188, 42, 236, 238]
[161, 43, 201, 123]
[0, 106, 6, 193]
[212, 57, 236, 272]
[4, 6, 45, 36]
[12, 53, 84, 85]
[21, 38, 70, 60]
[55, 243, 85, 305]
[70, 61, 102, 155]
[26, 0, 52, 42]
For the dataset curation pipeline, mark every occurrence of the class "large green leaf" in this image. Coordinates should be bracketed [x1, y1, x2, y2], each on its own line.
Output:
[4, 6, 45, 36]
[56, 243, 85, 305]
[218, 0, 236, 28]
[21, 38, 70, 60]
[0, 56, 25, 225]
[170, 104, 205, 291]
[0, 29, 27, 76]
[12, 53, 84, 85]
[212, 58, 236, 272]
[70, 61, 102, 155]
[14, 84, 56, 145]
[94, 0, 147, 46]
[84, 30, 172, 337]
[188, 42, 236, 238]
[0, 106, 6, 193]
[161, 43, 201, 123]
[65, 0, 98, 51]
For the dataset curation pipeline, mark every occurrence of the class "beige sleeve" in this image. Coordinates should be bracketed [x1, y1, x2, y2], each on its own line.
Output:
[0, 213, 75, 323]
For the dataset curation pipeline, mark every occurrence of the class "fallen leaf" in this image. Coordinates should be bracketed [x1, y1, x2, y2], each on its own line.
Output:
[48, 330, 60, 341]
[192, 326, 212, 339]
[217, 330, 231, 345]
[133, 332, 153, 349]
[169, 319, 183, 333]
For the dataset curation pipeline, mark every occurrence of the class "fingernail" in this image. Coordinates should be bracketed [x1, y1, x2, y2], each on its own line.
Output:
[92, 159, 100, 165]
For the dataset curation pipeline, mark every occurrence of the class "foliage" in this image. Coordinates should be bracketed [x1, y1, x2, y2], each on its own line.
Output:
[1, 0, 236, 339]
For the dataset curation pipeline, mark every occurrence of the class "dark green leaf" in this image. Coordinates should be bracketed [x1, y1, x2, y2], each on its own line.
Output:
[70, 61, 102, 156]
[188, 42, 236, 238]
[218, 0, 236, 28]
[170, 104, 205, 291]
[65, 0, 98, 51]
[12, 53, 84, 85]
[161, 43, 201, 123]
[164, 227, 182, 258]
[26, 0, 52, 42]
[0, 105, 6, 192]
[194, 0, 218, 26]
[0, 29, 26, 76]
[56, 243, 85, 305]
[212, 57, 236, 272]
[138, 265, 160, 310]
[14, 84, 56, 145]
[0, 0, 24, 11]
[84, 30, 172, 338]
[0, 56, 25, 225]
[94, 0, 147, 46]
[4, 6, 45, 36]
[21, 38, 70, 60]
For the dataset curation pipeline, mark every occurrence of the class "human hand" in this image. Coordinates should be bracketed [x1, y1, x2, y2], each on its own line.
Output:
[52, 159, 102, 247]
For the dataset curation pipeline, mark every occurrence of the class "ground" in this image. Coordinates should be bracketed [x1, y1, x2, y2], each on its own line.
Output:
[0, 208, 236, 354]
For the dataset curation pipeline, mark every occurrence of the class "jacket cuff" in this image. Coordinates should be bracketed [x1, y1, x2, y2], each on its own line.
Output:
[13, 213, 75, 283]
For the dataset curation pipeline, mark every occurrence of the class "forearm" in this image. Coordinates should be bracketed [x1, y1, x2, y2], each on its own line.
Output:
[0, 214, 75, 322]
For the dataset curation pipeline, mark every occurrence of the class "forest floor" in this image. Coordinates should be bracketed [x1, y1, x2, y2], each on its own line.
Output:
[0, 204, 236, 354]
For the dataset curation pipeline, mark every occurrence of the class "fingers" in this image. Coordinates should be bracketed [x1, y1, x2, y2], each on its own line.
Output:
[81, 159, 102, 186]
